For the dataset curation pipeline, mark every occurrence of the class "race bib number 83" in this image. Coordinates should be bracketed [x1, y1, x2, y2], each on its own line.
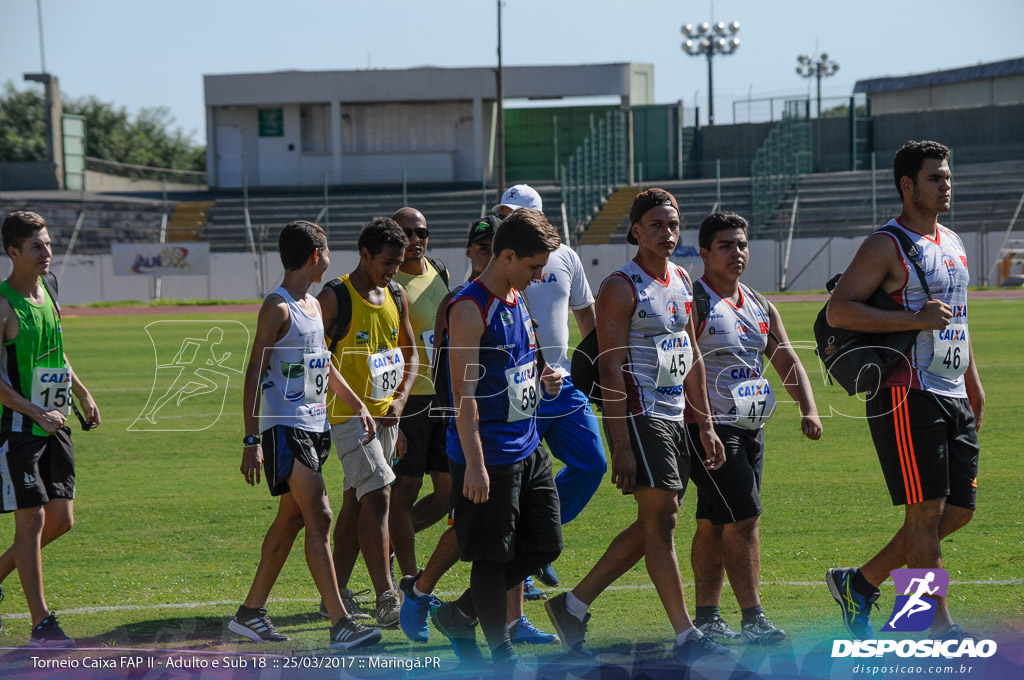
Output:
[32, 366, 71, 416]
[368, 348, 405, 400]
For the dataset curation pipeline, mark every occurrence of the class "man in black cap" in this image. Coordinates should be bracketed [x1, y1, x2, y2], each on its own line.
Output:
[545, 189, 739, 668]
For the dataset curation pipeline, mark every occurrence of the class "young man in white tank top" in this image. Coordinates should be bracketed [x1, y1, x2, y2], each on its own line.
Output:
[231, 220, 381, 650]
[826, 141, 985, 642]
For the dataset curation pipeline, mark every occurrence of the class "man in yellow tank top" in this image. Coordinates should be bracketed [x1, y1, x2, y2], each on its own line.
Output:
[388, 207, 452, 583]
[317, 217, 418, 628]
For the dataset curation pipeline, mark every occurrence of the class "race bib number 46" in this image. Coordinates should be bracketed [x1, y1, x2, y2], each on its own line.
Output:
[303, 350, 331, 406]
[506, 362, 539, 422]
[32, 366, 71, 416]
[654, 331, 693, 387]
[730, 378, 776, 430]
[368, 348, 404, 400]
[928, 326, 969, 379]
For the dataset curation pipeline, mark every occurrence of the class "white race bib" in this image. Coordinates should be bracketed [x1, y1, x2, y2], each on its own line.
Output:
[303, 350, 331, 405]
[654, 331, 693, 387]
[730, 378, 776, 430]
[31, 366, 71, 416]
[505, 362, 539, 422]
[420, 329, 435, 367]
[928, 326, 970, 379]
[368, 348, 404, 400]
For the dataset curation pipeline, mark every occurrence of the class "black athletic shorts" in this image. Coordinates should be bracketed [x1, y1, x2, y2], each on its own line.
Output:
[394, 395, 448, 478]
[262, 425, 331, 497]
[0, 427, 75, 512]
[448, 446, 563, 563]
[688, 422, 764, 524]
[603, 414, 690, 497]
[866, 386, 979, 509]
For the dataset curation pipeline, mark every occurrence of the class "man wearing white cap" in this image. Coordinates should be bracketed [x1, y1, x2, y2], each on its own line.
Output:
[494, 185, 607, 595]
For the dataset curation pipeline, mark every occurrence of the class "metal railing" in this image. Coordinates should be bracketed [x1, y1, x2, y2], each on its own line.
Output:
[85, 157, 207, 186]
[560, 110, 629, 242]
[751, 100, 812, 230]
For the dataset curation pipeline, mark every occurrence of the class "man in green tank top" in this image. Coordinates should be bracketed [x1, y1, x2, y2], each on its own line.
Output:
[0, 211, 101, 648]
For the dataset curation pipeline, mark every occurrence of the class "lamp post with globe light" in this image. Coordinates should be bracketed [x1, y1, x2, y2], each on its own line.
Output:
[796, 52, 839, 117]
[682, 20, 740, 126]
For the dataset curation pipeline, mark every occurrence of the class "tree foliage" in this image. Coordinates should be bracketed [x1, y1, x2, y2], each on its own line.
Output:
[0, 82, 205, 171]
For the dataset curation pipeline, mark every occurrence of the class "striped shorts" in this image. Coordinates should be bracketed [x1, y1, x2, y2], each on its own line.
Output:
[866, 386, 978, 509]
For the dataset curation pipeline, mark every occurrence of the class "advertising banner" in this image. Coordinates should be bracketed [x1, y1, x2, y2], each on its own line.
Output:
[112, 242, 210, 276]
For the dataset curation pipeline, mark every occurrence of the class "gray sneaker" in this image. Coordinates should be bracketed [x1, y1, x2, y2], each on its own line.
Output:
[329, 615, 381, 650]
[544, 592, 592, 657]
[320, 588, 372, 620]
[696, 615, 741, 640]
[741, 613, 787, 645]
[375, 589, 401, 628]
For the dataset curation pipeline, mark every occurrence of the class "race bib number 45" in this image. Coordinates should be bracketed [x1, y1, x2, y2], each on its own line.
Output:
[928, 326, 969, 379]
[368, 348, 404, 400]
[32, 366, 71, 416]
[654, 331, 693, 387]
[506, 362, 538, 422]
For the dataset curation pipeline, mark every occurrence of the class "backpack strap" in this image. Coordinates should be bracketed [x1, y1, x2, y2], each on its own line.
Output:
[324, 278, 352, 356]
[387, 280, 405, 321]
[878, 225, 934, 302]
[741, 284, 782, 346]
[427, 257, 450, 288]
[39, 272, 61, 318]
[692, 279, 711, 330]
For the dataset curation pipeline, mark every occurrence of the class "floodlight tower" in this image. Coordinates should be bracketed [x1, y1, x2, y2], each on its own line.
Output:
[796, 52, 839, 117]
[681, 20, 740, 126]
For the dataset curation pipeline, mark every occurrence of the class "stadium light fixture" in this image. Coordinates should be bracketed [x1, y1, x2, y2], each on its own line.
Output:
[680, 18, 740, 125]
[796, 51, 840, 117]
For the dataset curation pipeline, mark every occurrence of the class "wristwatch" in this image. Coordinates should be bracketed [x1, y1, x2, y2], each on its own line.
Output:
[243, 434, 260, 447]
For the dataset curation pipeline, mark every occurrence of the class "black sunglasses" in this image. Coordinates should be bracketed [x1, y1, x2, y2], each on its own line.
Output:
[403, 227, 429, 239]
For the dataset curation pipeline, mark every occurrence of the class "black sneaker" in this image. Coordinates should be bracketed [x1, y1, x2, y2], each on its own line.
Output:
[741, 613, 788, 645]
[672, 632, 740, 665]
[228, 606, 289, 642]
[544, 592, 592, 657]
[430, 601, 485, 666]
[934, 623, 976, 643]
[329, 615, 381, 650]
[696, 615, 741, 640]
[320, 588, 372, 620]
[28, 613, 75, 648]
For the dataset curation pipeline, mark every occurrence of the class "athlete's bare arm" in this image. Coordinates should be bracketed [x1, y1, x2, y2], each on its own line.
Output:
[0, 295, 65, 434]
[764, 302, 821, 440]
[596, 275, 637, 492]
[572, 304, 597, 339]
[447, 298, 487, 503]
[964, 338, 985, 432]
[828, 234, 951, 333]
[682, 312, 725, 469]
[67, 361, 101, 429]
[240, 295, 288, 486]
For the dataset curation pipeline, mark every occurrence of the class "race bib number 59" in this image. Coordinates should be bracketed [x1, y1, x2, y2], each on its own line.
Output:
[506, 362, 539, 422]
[32, 366, 71, 416]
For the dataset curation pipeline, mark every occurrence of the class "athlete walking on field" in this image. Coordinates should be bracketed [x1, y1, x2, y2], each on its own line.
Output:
[825, 140, 984, 641]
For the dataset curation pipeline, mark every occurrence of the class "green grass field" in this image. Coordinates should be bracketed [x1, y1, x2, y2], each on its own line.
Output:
[0, 299, 1020, 661]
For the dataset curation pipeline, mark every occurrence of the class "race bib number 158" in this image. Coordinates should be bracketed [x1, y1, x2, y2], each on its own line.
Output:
[32, 366, 71, 416]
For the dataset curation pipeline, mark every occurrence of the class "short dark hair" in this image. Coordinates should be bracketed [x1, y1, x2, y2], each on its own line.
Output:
[698, 212, 749, 250]
[278, 220, 327, 270]
[893, 140, 950, 199]
[358, 216, 408, 257]
[2, 211, 47, 255]
[492, 208, 561, 259]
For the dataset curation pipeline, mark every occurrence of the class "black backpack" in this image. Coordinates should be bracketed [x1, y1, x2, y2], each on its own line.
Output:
[813, 225, 932, 396]
[427, 257, 449, 287]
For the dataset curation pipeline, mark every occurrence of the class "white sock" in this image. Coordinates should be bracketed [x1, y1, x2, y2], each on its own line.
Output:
[412, 583, 429, 599]
[675, 626, 700, 646]
[565, 592, 590, 622]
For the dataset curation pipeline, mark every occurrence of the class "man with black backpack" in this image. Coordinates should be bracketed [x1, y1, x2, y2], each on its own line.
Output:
[825, 141, 984, 642]
[685, 212, 822, 645]
[0, 211, 101, 647]
[389, 207, 452, 584]
[316, 217, 418, 628]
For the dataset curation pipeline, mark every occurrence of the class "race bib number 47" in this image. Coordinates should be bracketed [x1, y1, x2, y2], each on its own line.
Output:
[730, 378, 776, 430]
[368, 348, 404, 401]
[654, 331, 693, 387]
[32, 366, 71, 416]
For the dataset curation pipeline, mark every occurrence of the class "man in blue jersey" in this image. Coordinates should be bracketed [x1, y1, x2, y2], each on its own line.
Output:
[231, 220, 380, 650]
[431, 208, 564, 670]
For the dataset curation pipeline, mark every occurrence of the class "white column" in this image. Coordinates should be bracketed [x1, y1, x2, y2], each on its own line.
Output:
[331, 100, 343, 183]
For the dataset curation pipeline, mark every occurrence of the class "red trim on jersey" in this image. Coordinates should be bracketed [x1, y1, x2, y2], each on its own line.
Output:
[699, 275, 744, 311]
[632, 257, 671, 287]
[875, 230, 910, 306]
[895, 218, 940, 245]
[477, 279, 518, 306]
[608, 271, 639, 309]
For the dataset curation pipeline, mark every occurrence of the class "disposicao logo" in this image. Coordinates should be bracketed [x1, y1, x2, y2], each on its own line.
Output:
[882, 568, 948, 632]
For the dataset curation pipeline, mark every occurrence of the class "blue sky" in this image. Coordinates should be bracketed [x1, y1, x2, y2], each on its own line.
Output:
[1, 0, 1021, 145]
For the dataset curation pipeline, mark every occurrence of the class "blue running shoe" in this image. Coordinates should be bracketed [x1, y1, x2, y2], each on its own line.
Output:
[523, 576, 546, 601]
[536, 563, 559, 587]
[431, 602, 485, 667]
[510, 615, 558, 645]
[398, 572, 438, 643]
[826, 567, 879, 639]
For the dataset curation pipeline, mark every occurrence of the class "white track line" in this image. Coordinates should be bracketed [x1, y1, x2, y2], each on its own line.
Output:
[3, 580, 1020, 620]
